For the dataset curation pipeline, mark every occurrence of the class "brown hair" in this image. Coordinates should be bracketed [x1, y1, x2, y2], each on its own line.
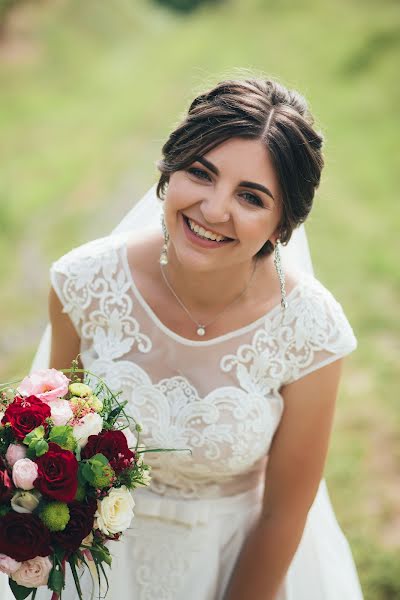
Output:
[156, 77, 324, 258]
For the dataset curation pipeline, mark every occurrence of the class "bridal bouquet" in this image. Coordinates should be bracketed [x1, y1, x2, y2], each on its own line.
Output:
[0, 361, 152, 600]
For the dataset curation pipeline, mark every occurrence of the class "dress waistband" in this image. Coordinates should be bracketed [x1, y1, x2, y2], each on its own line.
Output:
[132, 483, 264, 528]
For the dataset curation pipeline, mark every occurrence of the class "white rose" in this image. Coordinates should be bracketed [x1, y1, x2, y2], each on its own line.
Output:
[11, 490, 40, 514]
[12, 556, 52, 588]
[72, 412, 103, 448]
[95, 486, 135, 535]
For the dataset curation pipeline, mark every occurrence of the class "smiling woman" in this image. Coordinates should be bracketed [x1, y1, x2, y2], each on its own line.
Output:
[18, 75, 364, 600]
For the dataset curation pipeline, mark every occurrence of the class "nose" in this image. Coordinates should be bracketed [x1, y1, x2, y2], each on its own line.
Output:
[200, 189, 231, 224]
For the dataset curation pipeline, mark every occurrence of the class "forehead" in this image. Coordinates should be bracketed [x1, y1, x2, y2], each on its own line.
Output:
[202, 137, 280, 199]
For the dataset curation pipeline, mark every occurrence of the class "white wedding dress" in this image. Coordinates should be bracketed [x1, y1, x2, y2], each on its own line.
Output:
[0, 179, 364, 599]
[15, 228, 363, 600]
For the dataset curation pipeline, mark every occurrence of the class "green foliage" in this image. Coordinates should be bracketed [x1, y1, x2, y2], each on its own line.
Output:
[24, 426, 49, 457]
[48, 425, 77, 452]
[8, 579, 34, 600]
[81, 453, 115, 488]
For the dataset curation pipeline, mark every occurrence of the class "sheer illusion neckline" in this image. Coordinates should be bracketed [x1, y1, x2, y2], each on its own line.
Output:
[119, 232, 303, 347]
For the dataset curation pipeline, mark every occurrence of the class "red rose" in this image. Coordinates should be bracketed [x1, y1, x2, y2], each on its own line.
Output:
[0, 512, 51, 561]
[53, 497, 97, 553]
[82, 430, 135, 474]
[2, 395, 51, 440]
[34, 442, 78, 502]
[0, 458, 13, 502]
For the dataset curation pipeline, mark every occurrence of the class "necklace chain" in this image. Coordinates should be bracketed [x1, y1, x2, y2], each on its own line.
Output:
[160, 260, 257, 337]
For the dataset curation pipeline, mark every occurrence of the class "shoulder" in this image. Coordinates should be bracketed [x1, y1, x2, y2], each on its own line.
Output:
[279, 273, 358, 384]
[50, 232, 128, 279]
[293, 273, 355, 328]
[48, 233, 129, 333]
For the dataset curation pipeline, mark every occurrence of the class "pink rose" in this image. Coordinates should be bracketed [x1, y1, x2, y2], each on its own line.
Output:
[12, 556, 52, 588]
[6, 444, 27, 467]
[0, 553, 21, 575]
[12, 459, 38, 490]
[18, 369, 70, 403]
[49, 399, 73, 426]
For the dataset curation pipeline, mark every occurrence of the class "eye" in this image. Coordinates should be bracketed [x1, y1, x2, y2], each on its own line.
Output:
[187, 167, 211, 181]
[240, 191, 263, 207]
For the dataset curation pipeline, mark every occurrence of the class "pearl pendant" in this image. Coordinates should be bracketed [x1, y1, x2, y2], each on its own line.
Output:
[196, 326, 206, 336]
[159, 253, 168, 266]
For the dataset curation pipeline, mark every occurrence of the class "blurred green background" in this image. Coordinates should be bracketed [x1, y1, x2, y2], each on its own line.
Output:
[0, 0, 399, 597]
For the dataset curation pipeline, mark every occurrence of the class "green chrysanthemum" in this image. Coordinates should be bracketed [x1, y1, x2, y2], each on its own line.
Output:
[92, 464, 115, 489]
[40, 501, 70, 532]
[69, 382, 93, 397]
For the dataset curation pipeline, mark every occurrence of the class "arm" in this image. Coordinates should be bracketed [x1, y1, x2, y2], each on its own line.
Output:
[224, 358, 344, 600]
[48, 285, 83, 372]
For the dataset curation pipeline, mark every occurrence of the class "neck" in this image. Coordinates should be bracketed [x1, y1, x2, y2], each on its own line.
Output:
[162, 245, 261, 315]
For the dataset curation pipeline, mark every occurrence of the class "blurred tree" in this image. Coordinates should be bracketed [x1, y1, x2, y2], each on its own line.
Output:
[152, 0, 224, 15]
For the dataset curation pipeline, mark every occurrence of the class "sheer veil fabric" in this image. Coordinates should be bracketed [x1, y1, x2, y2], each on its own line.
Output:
[0, 183, 364, 599]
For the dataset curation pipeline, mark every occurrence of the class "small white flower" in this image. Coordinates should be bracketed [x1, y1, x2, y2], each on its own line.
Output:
[72, 412, 103, 448]
[95, 486, 135, 535]
[137, 468, 152, 487]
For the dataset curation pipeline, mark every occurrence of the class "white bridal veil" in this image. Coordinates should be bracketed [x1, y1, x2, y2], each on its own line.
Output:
[30, 182, 314, 373]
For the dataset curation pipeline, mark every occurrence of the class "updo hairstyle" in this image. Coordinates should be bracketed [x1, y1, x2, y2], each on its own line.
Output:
[156, 78, 324, 258]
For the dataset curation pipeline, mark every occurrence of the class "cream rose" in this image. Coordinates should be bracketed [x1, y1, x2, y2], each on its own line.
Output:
[49, 398, 73, 426]
[72, 412, 103, 449]
[95, 486, 135, 535]
[11, 490, 40, 514]
[12, 556, 52, 588]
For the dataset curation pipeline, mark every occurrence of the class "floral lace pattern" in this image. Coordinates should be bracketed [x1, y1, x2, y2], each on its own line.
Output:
[50, 233, 357, 501]
[50, 236, 152, 359]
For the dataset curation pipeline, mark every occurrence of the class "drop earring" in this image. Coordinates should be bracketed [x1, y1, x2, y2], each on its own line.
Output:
[159, 211, 169, 265]
[273, 239, 288, 311]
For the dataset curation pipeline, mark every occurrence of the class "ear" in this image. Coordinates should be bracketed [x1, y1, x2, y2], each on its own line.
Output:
[269, 228, 281, 247]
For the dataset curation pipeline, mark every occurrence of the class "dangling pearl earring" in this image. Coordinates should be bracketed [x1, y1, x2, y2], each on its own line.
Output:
[273, 239, 288, 311]
[159, 212, 169, 265]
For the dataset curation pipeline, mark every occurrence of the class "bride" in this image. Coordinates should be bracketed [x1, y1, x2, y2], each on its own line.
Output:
[1, 76, 364, 599]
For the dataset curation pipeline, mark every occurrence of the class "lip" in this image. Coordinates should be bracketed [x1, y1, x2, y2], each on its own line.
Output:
[181, 213, 234, 249]
[182, 214, 234, 240]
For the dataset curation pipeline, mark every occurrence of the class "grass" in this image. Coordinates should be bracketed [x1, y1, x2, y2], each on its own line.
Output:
[0, 0, 399, 596]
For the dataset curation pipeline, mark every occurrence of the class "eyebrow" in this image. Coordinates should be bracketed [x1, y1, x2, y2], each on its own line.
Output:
[195, 156, 275, 203]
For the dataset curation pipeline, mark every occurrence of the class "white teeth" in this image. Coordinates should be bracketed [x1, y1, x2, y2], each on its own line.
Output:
[187, 218, 228, 242]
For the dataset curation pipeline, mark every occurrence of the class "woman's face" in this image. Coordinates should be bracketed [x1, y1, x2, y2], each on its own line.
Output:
[163, 137, 283, 272]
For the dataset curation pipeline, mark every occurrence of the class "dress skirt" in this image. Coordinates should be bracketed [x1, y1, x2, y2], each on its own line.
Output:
[0, 478, 364, 600]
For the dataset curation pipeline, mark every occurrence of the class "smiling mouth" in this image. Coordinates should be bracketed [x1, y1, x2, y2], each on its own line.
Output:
[182, 214, 234, 242]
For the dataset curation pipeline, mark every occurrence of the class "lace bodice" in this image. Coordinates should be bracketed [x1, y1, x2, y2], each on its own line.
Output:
[50, 231, 357, 499]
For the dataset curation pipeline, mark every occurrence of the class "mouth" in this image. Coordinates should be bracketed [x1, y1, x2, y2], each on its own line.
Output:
[182, 214, 234, 243]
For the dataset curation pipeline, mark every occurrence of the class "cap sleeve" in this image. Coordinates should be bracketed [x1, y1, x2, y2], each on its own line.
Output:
[49, 235, 119, 338]
[282, 276, 358, 385]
